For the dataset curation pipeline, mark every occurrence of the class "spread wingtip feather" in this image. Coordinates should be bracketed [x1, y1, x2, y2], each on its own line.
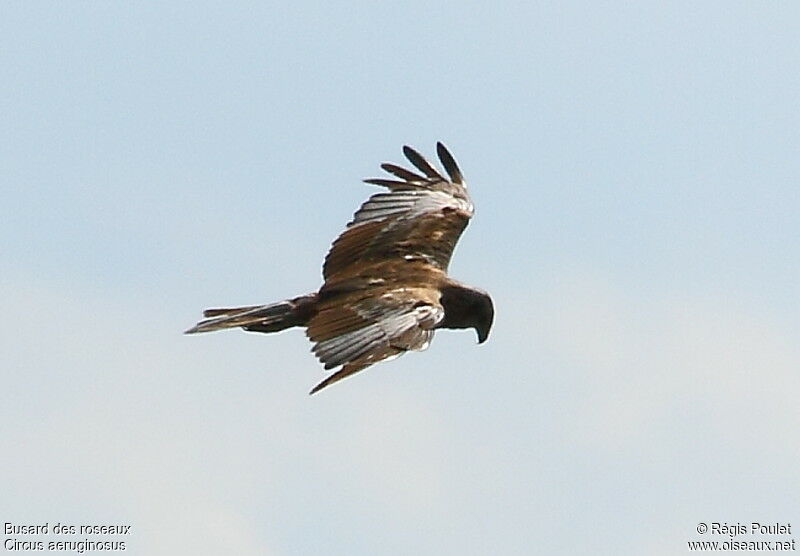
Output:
[403, 145, 445, 180]
[436, 142, 464, 184]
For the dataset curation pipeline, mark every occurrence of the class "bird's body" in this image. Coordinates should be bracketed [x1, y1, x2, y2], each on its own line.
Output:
[186, 143, 494, 394]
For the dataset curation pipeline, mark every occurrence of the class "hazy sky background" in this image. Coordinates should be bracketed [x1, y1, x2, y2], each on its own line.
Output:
[2, 2, 798, 554]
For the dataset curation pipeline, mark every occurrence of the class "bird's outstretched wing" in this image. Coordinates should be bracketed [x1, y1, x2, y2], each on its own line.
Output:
[306, 286, 444, 394]
[322, 143, 474, 280]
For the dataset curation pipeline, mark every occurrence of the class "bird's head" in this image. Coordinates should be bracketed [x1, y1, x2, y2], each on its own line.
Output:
[439, 283, 494, 343]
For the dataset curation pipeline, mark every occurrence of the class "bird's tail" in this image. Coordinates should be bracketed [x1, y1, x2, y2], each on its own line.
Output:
[184, 293, 317, 335]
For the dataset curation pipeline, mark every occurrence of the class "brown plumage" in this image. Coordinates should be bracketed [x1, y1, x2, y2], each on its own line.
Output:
[185, 143, 494, 394]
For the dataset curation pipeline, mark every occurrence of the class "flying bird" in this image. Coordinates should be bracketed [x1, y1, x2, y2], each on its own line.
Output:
[185, 143, 494, 394]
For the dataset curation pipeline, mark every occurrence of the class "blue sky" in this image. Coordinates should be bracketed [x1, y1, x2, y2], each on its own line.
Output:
[2, 2, 798, 554]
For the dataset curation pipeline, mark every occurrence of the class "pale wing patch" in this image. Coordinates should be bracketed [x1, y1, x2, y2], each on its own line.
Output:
[310, 303, 442, 370]
[350, 189, 472, 227]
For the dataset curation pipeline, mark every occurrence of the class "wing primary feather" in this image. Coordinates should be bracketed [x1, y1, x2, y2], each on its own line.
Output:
[374, 191, 422, 198]
[354, 211, 403, 221]
[436, 142, 464, 184]
[315, 324, 382, 355]
[359, 202, 416, 211]
[317, 333, 371, 360]
[363, 178, 409, 188]
[309, 362, 368, 395]
[352, 204, 417, 223]
[381, 163, 424, 181]
[403, 146, 444, 179]
[320, 337, 381, 369]
[366, 192, 422, 201]
[317, 331, 383, 369]
[357, 204, 415, 215]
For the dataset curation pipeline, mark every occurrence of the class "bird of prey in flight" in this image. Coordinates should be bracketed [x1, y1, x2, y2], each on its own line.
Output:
[186, 143, 494, 394]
